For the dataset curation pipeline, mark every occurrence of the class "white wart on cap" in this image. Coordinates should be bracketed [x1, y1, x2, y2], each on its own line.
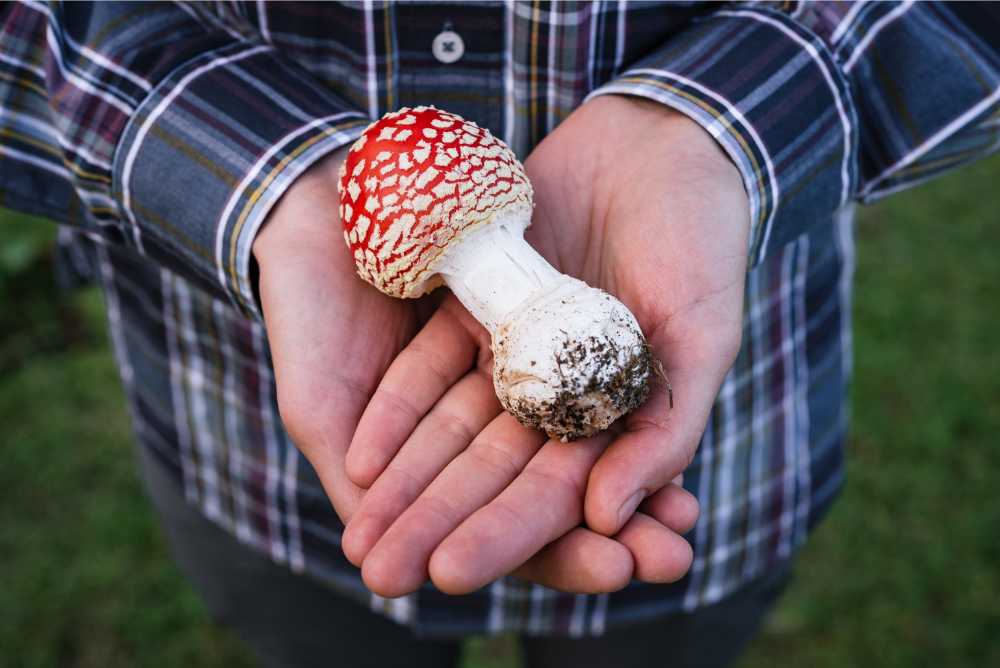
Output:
[338, 106, 652, 441]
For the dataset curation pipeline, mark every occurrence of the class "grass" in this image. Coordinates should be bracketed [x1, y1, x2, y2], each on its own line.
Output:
[743, 157, 1000, 668]
[2, 156, 999, 667]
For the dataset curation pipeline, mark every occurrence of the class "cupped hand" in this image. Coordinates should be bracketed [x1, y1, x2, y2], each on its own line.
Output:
[525, 95, 749, 537]
[342, 95, 749, 596]
[254, 150, 425, 524]
[342, 309, 699, 594]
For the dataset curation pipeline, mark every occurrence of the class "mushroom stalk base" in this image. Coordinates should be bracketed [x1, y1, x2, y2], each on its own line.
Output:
[437, 212, 652, 442]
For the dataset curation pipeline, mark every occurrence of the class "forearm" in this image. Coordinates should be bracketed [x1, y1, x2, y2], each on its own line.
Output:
[1, 1, 368, 320]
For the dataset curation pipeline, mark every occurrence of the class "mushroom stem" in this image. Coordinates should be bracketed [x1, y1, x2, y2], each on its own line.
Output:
[436, 208, 652, 441]
[437, 207, 561, 333]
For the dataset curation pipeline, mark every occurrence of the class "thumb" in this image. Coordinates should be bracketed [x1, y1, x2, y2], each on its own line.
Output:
[585, 317, 741, 536]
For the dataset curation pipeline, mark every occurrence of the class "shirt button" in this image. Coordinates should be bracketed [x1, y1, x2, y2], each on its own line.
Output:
[432, 30, 464, 64]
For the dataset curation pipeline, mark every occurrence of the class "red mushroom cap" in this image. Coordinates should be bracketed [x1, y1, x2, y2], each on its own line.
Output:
[338, 106, 532, 298]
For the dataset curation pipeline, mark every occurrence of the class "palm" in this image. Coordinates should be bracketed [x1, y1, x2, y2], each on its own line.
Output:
[544, 180, 745, 340]
[522, 95, 749, 533]
[524, 94, 748, 437]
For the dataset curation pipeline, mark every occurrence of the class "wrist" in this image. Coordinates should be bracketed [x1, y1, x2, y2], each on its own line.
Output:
[589, 93, 745, 191]
[252, 147, 350, 268]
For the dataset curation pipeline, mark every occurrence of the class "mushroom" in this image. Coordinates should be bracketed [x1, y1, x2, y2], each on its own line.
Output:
[337, 106, 651, 441]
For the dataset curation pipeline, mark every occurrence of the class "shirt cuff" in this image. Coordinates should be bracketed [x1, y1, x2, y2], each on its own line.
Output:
[586, 6, 858, 267]
[112, 41, 369, 320]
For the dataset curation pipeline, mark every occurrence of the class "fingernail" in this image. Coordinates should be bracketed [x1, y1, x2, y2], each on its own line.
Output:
[617, 490, 646, 529]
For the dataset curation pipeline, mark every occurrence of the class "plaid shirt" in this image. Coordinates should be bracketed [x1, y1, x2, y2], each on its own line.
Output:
[3, 0, 999, 637]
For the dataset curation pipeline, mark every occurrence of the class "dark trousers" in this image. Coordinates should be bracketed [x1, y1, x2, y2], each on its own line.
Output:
[139, 445, 791, 668]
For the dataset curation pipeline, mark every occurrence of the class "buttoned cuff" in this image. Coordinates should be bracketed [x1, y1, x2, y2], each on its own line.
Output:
[586, 7, 858, 267]
[113, 41, 368, 320]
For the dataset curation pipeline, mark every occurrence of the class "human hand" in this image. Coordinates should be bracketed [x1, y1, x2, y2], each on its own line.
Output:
[341, 95, 749, 595]
[525, 95, 749, 536]
[254, 150, 425, 524]
[340, 290, 701, 595]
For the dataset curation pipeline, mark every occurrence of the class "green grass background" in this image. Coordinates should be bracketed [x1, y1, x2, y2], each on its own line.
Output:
[1, 157, 998, 667]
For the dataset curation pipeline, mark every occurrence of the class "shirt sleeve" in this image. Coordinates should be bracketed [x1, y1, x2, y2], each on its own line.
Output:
[587, 1, 1000, 268]
[0, 1, 370, 319]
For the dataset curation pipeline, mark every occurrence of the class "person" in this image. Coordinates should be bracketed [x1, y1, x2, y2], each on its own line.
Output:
[2, 1, 998, 666]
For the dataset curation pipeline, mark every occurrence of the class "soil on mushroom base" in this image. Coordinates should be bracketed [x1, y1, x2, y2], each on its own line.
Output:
[500, 335, 654, 442]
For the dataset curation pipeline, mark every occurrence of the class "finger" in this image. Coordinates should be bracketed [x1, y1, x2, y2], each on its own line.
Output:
[427, 431, 614, 595]
[346, 301, 482, 488]
[357, 414, 546, 596]
[614, 512, 693, 583]
[342, 369, 503, 567]
[511, 527, 633, 593]
[585, 354, 723, 536]
[641, 482, 699, 536]
[514, 497, 695, 592]
[515, 486, 697, 592]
